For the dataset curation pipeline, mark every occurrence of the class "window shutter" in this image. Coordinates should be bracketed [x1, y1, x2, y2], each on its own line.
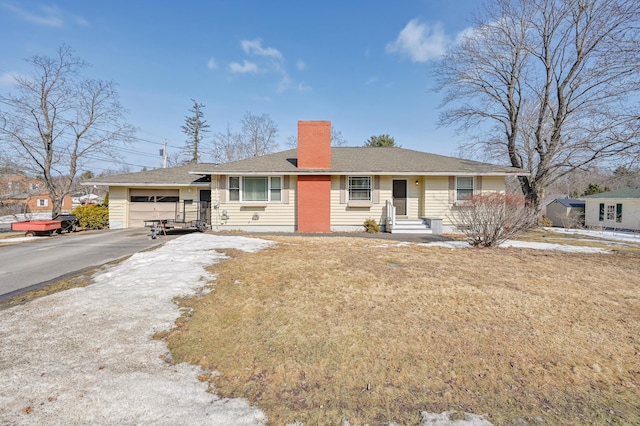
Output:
[340, 176, 346, 204]
[599, 203, 604, 221]
[219, 175, 227, 203]
[283, 176, 290, 204]
[475, 176, 482, 194]
[448, 176, 455, 204]
[616, 203, 622, 223]
[373, 176, 380, 204]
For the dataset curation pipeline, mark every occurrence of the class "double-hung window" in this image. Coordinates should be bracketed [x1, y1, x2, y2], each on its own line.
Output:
[228, 176, 282, 202]
[348, 176, 372, 201]
[456, 177, 474, 201]
[599, 203, 622, 223]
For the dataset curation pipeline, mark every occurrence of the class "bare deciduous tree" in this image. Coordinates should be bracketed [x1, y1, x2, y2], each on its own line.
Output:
[286, 127, 348, 148]
[239, 112, 279, 158]
[212, 112, 279, 163]
[0, 45, 134, 217]
[435, 0, 640, 215]
[213, 124, 244, 163]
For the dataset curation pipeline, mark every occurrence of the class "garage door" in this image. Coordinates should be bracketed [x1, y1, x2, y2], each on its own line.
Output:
[128, 189, 179, 228]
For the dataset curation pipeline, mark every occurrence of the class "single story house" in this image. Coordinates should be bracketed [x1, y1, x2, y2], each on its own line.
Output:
[86, 121, 527, 234]
[545, 198, 585, 228]
[583, 188, 640, 231]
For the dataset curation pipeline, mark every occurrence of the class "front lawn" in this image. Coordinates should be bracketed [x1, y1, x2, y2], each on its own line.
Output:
[165, 236, 640, 425]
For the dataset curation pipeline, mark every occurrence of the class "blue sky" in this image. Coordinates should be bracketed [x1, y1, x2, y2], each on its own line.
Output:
[0, 1, 482, 172]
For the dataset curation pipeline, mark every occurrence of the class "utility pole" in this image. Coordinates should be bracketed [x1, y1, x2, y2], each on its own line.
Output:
[162, 140, 167, 168]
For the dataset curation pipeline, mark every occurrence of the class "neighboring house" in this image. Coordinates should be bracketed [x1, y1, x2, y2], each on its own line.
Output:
[85, 121, 527, 233]
[583, 188, 640, 231]
[0, 174, 72, 214]
[71, 193, 104, 208]
[545, 198, 585, 228]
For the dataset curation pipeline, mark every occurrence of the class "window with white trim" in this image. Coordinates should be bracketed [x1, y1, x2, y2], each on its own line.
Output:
[37, 199, 48, 207]
[228, 176, 282, 202]
[456, 177, 474, 201]
[348, 176, 372, 201]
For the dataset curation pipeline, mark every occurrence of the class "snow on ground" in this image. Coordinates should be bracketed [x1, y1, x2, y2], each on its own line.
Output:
[544, 227, 640, 244]
[418, 239, 610, 253]
[0, 212, 53, 224]
[418, 227, 640, 253]
[5, 229, 628, 424]
[0, 233, 275, 425]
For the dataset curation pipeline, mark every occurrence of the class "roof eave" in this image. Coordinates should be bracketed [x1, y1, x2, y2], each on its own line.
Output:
[81, 182, 210, 187]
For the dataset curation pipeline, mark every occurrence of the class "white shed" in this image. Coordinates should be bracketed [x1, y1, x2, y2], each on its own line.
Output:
[583, 188, 640, 231]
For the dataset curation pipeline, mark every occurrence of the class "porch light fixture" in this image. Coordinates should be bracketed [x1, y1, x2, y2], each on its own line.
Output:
[415, 180, 419, 186]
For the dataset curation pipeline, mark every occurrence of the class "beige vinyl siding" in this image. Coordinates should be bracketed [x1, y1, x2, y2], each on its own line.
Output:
[404, 177, 422, 218]
[423, 176, 452, 222]
[108, 187, 128, 229]
[211, 175, 297, 230]
[480, 176, 506, 193]
[330, 176, 392, 230]
[422, 176, 506, 229]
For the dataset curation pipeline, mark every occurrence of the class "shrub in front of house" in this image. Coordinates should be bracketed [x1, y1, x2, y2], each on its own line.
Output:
[451, 193, 536, 247]
[363, 218, 380, 233]
[72, 204, 109, 229]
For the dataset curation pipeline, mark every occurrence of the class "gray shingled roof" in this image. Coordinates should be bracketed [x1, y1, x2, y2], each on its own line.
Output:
[583, 188, 640, 199]
[85, 147, 526, 186]
[198, 147, 525, 176]
[84, 163, 214, 186]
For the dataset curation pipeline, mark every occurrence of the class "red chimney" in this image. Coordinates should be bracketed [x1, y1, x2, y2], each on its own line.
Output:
[297, 121, 331, 169]
[296, 120, 331, 232]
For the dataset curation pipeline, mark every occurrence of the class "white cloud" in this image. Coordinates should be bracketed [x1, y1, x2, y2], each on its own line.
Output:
[72, 15, 90, 27]
[241, 39, 283, 60]
[207, 57, 217, 70]
[386, 18, 448, 62]
[1, 2, 88, 28]
[229, 60, 258, 74]
[232, 38, 307, 93]
[0, 72, 18, 88]
[365, 76, 379, 85]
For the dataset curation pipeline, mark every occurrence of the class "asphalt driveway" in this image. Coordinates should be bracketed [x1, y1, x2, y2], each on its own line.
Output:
[0, 228, 180, 300]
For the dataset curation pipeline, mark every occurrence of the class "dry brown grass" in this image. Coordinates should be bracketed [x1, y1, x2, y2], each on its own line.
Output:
[165, 236, 640, 425]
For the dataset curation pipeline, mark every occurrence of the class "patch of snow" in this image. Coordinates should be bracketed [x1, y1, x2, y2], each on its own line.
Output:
[418, 411, 493, 425]
[0, 236, 41, 244]
[499, 240, 609, 254]
[544, 227, 640, 244]
[419, 239, 609, 253]
[0, 212, 53, 224]
[367, 241, 412, 248]
[0, 233, 274, 425]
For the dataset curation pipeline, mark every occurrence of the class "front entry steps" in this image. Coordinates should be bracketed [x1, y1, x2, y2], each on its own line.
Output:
[390, 218, 432, 234]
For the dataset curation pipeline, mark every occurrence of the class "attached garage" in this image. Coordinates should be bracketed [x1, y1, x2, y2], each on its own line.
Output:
[128, 189, 180, 228]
